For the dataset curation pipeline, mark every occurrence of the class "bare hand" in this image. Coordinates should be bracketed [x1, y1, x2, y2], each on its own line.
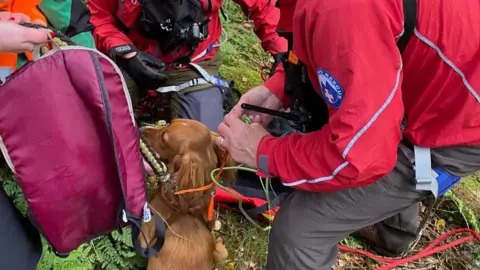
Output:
[227, 85, 283, 128]
[0, 11, 30, 24]
[120, 51, 137, 59]
[215, 114, 269, 169]
[0, 21, 50, 53]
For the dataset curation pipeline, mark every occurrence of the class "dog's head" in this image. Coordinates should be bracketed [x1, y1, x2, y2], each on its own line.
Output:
[142, 119, 237, 214]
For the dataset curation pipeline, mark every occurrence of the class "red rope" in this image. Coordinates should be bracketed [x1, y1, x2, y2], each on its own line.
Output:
[338, 228, 480, 270]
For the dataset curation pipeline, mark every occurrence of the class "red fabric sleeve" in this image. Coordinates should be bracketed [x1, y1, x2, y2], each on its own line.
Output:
[256, 1, 405, 192]
[263, 65, 290, 108]
[232, 0, 287, 54]
[87, 0, 133, 55]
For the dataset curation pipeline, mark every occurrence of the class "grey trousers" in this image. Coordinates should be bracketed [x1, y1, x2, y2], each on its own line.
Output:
[266, 144, 480, 270]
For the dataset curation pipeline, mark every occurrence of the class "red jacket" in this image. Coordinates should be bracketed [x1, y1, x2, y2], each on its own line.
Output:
[87, 0, 287, 65]
[258, 0, 480, 192]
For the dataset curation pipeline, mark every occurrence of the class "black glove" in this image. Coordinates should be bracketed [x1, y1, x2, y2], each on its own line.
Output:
[112, 45, 169, 90]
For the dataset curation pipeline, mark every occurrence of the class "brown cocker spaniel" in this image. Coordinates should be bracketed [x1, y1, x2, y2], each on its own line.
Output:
[140, 119, 237, 270]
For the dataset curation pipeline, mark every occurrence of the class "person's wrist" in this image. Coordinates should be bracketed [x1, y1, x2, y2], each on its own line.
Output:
[255, 134, 278, 176]
[110, 44, 137, 61]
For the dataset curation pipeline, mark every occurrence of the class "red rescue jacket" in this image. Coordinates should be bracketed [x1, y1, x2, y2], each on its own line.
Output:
[258, 0, 480, 192]
[87, 0, 287, 65]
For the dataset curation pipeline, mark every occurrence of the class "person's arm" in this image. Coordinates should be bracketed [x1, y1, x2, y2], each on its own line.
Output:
[264, 65, 289, 108]
[256, 1, 405, 192]
[232, 0, 287, 55]
[37, 0, 95, 48]
[86, 0, 133, 55]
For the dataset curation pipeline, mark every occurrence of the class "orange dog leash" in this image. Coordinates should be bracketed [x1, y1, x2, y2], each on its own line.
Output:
[208, 151, 229, 221]
[172, 151, 229, 222]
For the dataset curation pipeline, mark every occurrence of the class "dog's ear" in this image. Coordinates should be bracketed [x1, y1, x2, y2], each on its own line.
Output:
[141, 127, 164, 150]
[210, 133, 238, 187]
[172, 150, 211, 216]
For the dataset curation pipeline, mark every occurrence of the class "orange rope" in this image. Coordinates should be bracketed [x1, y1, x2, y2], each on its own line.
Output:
[174, 182, 215, 195]
[207, 151, 229, 221]
[169, 151, 229, 222]
[207, 195, 215, 222]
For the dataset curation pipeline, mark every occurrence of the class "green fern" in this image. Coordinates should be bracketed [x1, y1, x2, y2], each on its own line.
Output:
[0, 167, 147, 270]
[444, 190, 479, 232]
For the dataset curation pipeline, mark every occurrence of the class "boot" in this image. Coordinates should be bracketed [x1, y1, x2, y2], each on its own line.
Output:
[350, 224, 408, 257]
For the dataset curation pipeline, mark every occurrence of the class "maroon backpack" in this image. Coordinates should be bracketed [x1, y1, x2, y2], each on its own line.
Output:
[0, 44, 165, 258]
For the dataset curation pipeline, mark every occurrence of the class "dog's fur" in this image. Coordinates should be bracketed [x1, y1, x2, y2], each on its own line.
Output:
[140, 119, 237, 270]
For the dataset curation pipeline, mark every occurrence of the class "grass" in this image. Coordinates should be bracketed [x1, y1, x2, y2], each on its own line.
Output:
[218, 1, 272, 92]
[214, 211, 269, 270]
[453, 173, 480, 216]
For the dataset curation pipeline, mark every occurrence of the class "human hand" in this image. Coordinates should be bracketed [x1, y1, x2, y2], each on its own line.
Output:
[0, 21, 50, 53]
[143, 158, 154, 175]
[0, 11, 46, 25]
[227, 85, 283, 128]
[215, 114, 269, 169]
[0, 11, 29, 24]
[116, 51, 169, 89]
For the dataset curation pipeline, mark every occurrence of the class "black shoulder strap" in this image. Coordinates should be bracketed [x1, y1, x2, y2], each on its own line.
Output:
[130, 215, 166, 258]
[397, 0, 418, 54]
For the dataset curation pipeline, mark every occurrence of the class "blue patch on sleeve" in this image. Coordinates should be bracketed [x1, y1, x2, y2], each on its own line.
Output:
[317, 68, 344, 109]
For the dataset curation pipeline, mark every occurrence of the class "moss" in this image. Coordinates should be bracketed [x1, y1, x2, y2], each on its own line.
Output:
[220, 64, 264, 93]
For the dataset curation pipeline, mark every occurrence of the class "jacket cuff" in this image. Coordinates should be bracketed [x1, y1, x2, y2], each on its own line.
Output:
[266, 38, 288, 55]
[264, 71, 290, 108]
[105, 37, 135, 57]
[256, 134, 282, 177]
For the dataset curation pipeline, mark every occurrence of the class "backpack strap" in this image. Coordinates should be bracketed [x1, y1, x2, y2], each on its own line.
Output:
[92, 51, 167, 258]
[397, 0, 418, 54]
[129, 214, 166, 258]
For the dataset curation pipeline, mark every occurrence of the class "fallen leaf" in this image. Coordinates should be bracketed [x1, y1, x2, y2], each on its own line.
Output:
[226, 261, 236, 270]
[435, 218, 446, 230]
[252, 235, 257, 240]
[242, 77, 248, 82]
[213, 220, 222, 231]
[238, 247, 244, 257]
